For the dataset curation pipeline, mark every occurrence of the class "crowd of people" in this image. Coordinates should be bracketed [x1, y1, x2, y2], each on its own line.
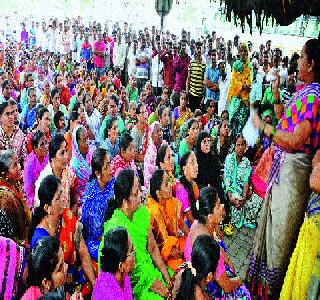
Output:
[0, 15, 319, 300]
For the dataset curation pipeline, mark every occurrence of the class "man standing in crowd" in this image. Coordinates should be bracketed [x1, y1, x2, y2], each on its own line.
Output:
[186, 41, 206, 111]
[172, 39, 190, 107]
[204, 50, 220, 105]
[135, 36, 151, 92]
[93, 32, 106, 78]
[160, 41, 175, 92]
[113, 32, 127, 84]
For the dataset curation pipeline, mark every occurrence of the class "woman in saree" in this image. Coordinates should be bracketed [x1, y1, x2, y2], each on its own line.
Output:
[112, 133, 138, 178]
[224, 135, 258, 230]
[280, 150, 320, 299]
[183, 186, 251, 299]
[35, 134, 78, 214]
[26, 106, 51, 154]
[144, 121, 163, 189]
[174, 118, 199, 177]
[93, 227, 134, 299]
[22, 236, 68, 300]
[146, 169, 185, 272]
[23, 130, 49, 208]
[0, 232, 27, 299]
[171, 91, 193, 141]
[248, 38, 320, 298]
[99, 169, 171, 299]
[227, 43, 253, 138]
[156, 144, 177, 192]
[81, 148, 115, 262]
[30, 174, 95, 296]
[0, 149, 31, 244]
[70, 124, 93, 201]
[175, 151, 199, 234]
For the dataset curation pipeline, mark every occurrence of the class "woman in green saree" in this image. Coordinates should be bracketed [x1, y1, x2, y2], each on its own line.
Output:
[98, 168, 171, 299]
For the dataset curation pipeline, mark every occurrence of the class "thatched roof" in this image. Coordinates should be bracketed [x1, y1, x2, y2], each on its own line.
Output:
[220, 0, 320, 33]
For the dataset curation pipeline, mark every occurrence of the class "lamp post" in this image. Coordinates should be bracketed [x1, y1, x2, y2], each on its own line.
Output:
[155, 0, 173, 31]
[154, 0, 173, 92]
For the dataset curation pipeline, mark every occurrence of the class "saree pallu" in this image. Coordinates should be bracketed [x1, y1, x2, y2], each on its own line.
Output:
[280, 193, 320, 299]
[228, 97, 250, 139]
[246, 152, 312, 299]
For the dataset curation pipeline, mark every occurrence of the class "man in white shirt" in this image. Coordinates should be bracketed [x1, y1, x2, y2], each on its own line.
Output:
[135, 37, 151, 92]
[217, 60, 231, 115]
[113, 33, 127, 80]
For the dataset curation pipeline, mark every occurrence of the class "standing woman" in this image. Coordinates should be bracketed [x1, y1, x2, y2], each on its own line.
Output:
[227, 43, 252, 138]
[81, 148, 115, 262]
[70, 125, 93, 201]
[248, 37, 320, 298]
[280, 150, 320, 299]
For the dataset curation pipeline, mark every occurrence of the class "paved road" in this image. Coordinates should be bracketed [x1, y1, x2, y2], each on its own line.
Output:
[224, 228, 256, 279]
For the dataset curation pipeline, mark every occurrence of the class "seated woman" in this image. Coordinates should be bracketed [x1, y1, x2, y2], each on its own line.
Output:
[52, 110, 66, 137]
[70, 125, 93, 201]
[184, 186, 250, 298]
[280, 150, 320, 299]
[144, 121, 163, 189]
[93, 227, 134, 299]
[22, 236, 68, 299]
[158, 105, 172, 145]
[81, 148, 115, 262]
[195, 132, 230, 229]
[131, 103, 149, 182]
[147, 169, 184, 272]
[35, 134, 78, 214]
[0, 234, 27, 299]
[211, 109, 229, 137]
[100, 94, 126, 141]
[125, 101, 137, 132]
[170, 235, 220, 299]
[30, 174, 95, 295]
[224, 134, 257, 229]
[201, 98, 220, 132]
[171, 91, 192, 142]
[0, 149, 31, 244]
[211, 119, 232, 166]
[26, 106, 51, 154]
[100, 116, 120, 159]
[112, 133, 138, 178]
[156, 144, 177, 191]
[23, 131, 49, 208]
[175, 151, 199, 234]
[174, 118, 199, 177]
[99, 169, 171, 299]
[64, 110, 82, 159]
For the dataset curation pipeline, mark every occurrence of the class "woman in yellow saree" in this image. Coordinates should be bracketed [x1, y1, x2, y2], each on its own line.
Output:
[280, 150, 320, 299]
